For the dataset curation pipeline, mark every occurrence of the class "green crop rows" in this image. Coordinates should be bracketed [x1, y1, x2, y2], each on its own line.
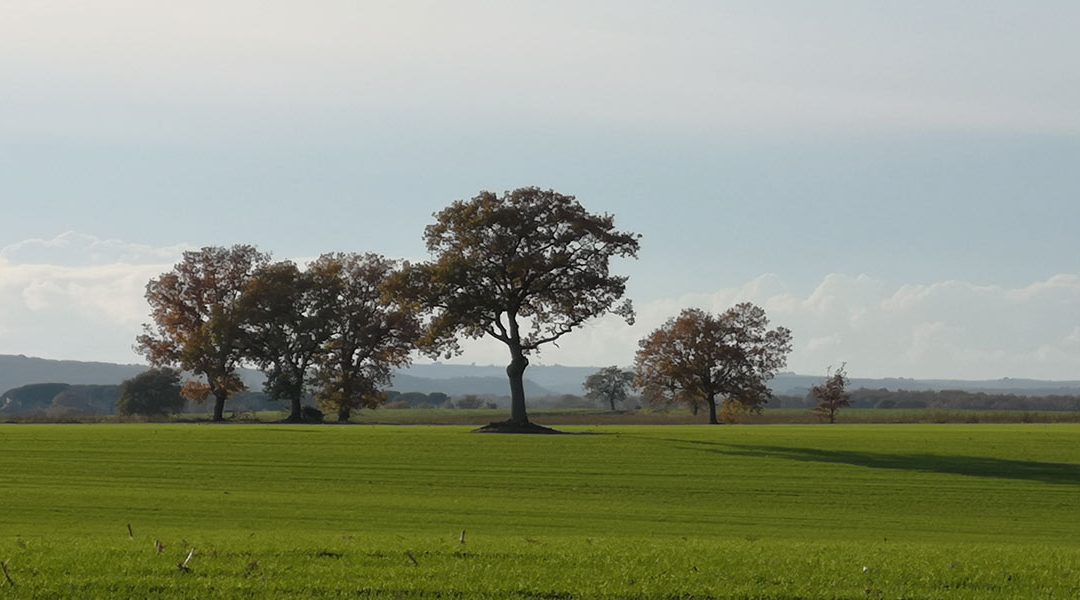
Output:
[1, 424, 1078, 598]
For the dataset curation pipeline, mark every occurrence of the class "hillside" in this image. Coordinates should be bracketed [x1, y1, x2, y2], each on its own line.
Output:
[2, 354, 1078, 399]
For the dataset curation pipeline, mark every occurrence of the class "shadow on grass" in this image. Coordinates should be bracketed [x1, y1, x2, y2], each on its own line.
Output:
[671, 439, 1080, 486]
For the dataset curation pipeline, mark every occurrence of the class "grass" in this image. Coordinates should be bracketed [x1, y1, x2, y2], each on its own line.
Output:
[0, 423, 1078, 598]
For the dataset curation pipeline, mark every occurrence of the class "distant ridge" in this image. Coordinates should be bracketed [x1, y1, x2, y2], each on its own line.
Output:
[0, 355, 147, 397]
[1, 354, 1078, 398]
[398, 363, 1080, 397]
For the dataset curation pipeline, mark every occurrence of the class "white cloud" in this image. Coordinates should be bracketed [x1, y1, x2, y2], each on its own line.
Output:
[0, 232, 192, 266]
[1, 234, 1078, 380]
[484, 273, 1080, 381]
[0, 234, 188, 362]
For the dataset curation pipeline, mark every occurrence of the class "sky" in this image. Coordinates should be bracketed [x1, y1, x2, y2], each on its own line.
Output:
[1, 1, 1078, 379]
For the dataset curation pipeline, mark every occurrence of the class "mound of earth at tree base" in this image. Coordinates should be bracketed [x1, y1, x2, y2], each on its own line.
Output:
[473, 420, 565, 434]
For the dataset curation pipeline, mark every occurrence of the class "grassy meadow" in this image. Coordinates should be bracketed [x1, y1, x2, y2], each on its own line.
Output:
[0, 423, 1078, 598]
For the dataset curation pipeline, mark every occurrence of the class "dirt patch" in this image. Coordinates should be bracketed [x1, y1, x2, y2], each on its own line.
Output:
[473, 420, 566, 434]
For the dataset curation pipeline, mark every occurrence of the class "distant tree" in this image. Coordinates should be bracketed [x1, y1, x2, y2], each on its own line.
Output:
[397, 392, 431, 407]
[51, 385, 122, 416]
[137, 245, 269, 421]
[308, 253, 421, 423]
[583, 366, 635, 411]
[455, 395, 484, 409]
[634, 304, 793, 424]
[238, 261, 330, 422]
[811, 364, 850, 424]
[0, 383, 71, 415]
[116, 368, 185, 417]
[388, 187, 640, 430]
[427, 392, 450, 407]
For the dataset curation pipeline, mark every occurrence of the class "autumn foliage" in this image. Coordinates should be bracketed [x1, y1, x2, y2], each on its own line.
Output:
[137, 245, 269, 421]
[389, 187, 640, 428]
[634, 304, 793, 424]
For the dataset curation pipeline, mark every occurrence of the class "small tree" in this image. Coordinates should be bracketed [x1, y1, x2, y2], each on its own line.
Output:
[389, 187, 640, 430]
[137, 245, 269, 421]
[811, 363, 850, 424]
[634, 304, 792, 424]
[117, 368, 185, 417]
[583, 366, 635, 411]
[308, 253, 420, 423]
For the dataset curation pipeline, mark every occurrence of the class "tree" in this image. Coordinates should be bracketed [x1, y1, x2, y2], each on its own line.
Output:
[389, 187, 640, 430]
[116, 368, 185, 417]
[634, 304, 792, 425]
[308, 253, 420, 423]
[238, 261, 330, 422]
[811, 363, 850, 424]
[0, 383, 71, 416]
[583, 366, 635, 411]
[137, 245, 269, 421]
[51, 385, 122, 416]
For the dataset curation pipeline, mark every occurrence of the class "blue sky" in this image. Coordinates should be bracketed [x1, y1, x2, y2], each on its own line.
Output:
[1, 1, 1078, 379]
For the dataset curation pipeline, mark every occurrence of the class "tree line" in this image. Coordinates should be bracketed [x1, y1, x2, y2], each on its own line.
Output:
[132, 187, 802, 428]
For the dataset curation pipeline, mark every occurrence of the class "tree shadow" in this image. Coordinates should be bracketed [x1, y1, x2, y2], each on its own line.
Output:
[673, 440, 1080, 486]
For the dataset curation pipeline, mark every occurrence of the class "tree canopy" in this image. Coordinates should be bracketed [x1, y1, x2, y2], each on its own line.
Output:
[137, 245, 269, 421]
[238, 261, 329, 422]
[309, 253, 420, 422]
[583, 366, 635, 411]
[116, 368, 185, 417]
[634, 304, 792, 424]
[389, 187, 640, 429]
[811, 364, 850, 424]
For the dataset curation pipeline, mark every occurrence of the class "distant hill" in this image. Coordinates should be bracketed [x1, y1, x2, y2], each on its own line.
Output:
[767, 373, 1080, 397]
[389, 372, 555, 397]
[0, 355, 556, 400]
[397, 363, 590, 396]
[2, 354, 1078, 400]
[0, 355, 147, 396]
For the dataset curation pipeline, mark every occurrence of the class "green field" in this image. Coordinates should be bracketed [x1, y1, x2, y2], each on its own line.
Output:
[1, 424, 1078, 598]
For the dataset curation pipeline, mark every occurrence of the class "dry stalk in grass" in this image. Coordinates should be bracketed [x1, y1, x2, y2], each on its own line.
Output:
[1, 561, 14, 588]
[405, 551, 419, 566]
[459, 529, 466, 545]
[177, 549, 196, 573]
[127, 524, 134, 539]
[154, 540, 166, 554]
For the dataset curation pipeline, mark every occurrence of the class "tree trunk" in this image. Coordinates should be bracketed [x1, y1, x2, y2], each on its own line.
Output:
[287, 397, 303, 422]
[707, 395, 718, 425]
[212, 391, 227, 422]
[506, 346, 530, 426]
[689, 401, 699, 416]
[337, 405, 351, 423]
[609, 396, 616, 411]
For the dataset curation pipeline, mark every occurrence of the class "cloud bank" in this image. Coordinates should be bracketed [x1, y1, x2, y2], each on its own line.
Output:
[532, 273, 1080, 380]
[1, 234, 1077, 380]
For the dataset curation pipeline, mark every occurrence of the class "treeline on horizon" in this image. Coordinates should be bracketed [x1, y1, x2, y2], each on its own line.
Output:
[4, 380, 1080, 420]
[771, 388, 1080, 412]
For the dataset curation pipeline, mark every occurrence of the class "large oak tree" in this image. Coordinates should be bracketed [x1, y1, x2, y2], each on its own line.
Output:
[308, 253, 420, 423]
[137, 245, 269, 421]
[238, 261, 330, 422]
[390, 187, 640, 429]
[634, 304, 792, 424]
